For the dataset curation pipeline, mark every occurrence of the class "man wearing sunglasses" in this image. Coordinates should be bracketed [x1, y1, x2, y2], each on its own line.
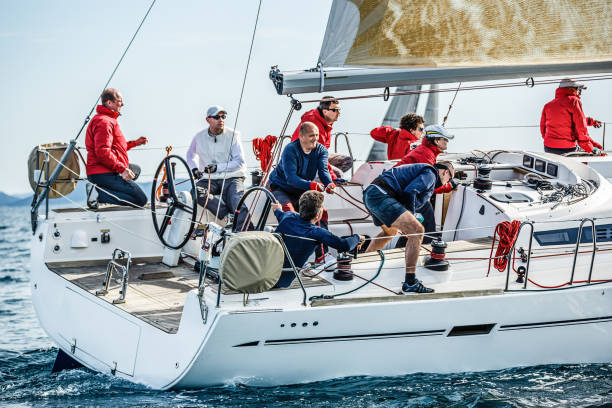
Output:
[290, 96, 352, 180]
[186, 105, 250, 228]
[370, 113, 425, 160]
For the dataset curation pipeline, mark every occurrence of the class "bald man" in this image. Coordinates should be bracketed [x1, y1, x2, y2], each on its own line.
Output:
[268, 122, 336, 212]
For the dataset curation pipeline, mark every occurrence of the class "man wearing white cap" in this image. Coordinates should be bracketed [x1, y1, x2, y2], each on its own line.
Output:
[186, 105, 250, 228]
[393, 124, 457, 245]
[540, 78, 605, 155]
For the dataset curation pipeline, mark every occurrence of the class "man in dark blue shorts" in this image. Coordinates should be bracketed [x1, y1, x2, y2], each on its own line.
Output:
[363, 162, 454, 293]
[271, 191, 364, 287]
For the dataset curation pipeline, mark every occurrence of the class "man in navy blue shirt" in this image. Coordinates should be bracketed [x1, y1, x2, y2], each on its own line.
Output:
[272, 190, 364, 288]
[268, 122, 336, 212]
[363, 162, 454, 294]
[269, 121, 337, 261]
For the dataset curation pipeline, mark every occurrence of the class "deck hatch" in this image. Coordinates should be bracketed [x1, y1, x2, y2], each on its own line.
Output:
[263, 329, 445, 346]
[447, 323, 496, 337]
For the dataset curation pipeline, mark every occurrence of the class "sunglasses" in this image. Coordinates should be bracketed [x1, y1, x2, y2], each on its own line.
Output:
[209, 114, 227, 120]
[326, 108, 341, 113]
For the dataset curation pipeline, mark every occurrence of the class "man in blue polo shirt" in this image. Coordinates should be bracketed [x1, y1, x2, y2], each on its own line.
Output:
[364, 161, 454, 294]
[272, 190, 364, 287]
[268, 121, 337, 261]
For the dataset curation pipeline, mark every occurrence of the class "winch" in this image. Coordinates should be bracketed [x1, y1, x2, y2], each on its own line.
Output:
[334, 252, 354, 281]
[424, 239, 450, 271]
[473, 165, 493, 192]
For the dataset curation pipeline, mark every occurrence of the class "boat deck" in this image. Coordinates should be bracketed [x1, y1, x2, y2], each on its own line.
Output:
[47, 257, 331, 333]
[47, 236, 612, 334]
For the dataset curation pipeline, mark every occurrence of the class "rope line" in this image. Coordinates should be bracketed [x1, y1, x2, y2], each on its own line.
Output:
[75, 0, 157, 143]
[213, 0, 262, 221]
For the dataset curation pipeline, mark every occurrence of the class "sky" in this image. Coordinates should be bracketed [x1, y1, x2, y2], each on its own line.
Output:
[2, 0, 611, 195]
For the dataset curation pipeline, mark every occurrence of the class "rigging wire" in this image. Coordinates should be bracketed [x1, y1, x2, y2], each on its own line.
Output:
[75, 0, 157, 143]
[213, 0, 263, 221]
[442, 82, 461, 127]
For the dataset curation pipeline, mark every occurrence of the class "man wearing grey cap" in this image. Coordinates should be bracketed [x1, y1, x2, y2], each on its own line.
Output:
[186, 105, 251, 229]
[540, 78, 605, 156]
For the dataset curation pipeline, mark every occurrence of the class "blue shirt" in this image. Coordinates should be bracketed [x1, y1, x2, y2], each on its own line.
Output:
[273, 209, 360, 287]
[379, 163, 439, 212]
[268, 140, 333, 194]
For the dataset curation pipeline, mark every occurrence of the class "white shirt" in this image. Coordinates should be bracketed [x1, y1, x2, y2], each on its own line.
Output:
[186, 127, 247, 179]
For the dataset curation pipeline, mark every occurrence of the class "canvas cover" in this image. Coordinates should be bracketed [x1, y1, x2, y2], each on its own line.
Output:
[320, 0, 612, 67]
[28, 143, 81, 199]
[219, 231, 284, 294]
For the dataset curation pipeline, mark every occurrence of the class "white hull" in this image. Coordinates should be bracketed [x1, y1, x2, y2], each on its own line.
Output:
[32, 252, 612, 388]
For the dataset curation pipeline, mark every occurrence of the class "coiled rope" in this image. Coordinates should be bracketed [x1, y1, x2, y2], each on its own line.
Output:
[252, 135, 277, 172]
[488, 220, 521, 275]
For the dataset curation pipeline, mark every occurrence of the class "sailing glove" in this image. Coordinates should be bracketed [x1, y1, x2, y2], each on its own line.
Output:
[204, 164, 217, 174]
[309, 182, 324, 192]
[191, 168, 203, 180]
[325, 183, 336, 194]
[587, 117, 602, 128]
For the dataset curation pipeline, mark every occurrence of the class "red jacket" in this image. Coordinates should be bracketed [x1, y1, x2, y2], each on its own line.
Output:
[394, 138, 451, 194]
[291, 108, 333, 149]
[395, 138, 441, 167]
[370, 126, 418, 160]
[85, 105, 136, 175]
[540, 88, 601, 152]
[291, 108, 337, 180]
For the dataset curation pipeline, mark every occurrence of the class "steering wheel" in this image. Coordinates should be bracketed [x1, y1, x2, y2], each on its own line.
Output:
[232, 186, 276, 232]
[150, 155, 197, 249]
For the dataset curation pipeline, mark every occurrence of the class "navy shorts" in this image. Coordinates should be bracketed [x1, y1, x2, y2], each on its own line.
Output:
[363, 185, 408, 227]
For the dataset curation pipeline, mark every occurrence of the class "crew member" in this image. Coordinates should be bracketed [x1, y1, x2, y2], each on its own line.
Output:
[540, 78, 605, 155]
[394, 125, 458, 244]
[269, 122, 336, 212]
[85, 88, 148, 209]
[186, 105, 251, 229]
[370, 113, 425, 160]
[291, 96, 351, 179]
[269, 121, 336, 261]
[364, 161, 454, 293]
[272, 191, 364, 287]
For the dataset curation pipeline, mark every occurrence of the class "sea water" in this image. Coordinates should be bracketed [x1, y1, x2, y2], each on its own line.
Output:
[1, 206, 611, 407]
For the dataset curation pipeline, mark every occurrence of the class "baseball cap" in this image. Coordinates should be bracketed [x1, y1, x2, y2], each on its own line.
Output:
[558, 78, 587, 90]
[424, 124, 454, 141]
[206, 105, 227, 117]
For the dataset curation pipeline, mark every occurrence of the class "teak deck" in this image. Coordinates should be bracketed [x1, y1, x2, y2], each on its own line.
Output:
[47, 257, 331, 333]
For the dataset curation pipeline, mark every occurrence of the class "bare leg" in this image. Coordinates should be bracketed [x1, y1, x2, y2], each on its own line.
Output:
[391, 211, 424, 283]
[366, 225, 399, 252]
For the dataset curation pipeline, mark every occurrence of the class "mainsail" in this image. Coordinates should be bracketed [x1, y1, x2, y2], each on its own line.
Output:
[270, 0, 612, 95]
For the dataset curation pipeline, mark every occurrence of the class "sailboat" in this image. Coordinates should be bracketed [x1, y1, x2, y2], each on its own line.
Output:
[29, 0, 612, 388]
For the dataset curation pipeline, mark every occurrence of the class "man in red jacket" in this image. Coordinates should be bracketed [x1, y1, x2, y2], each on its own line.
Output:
[85, 88, 148, 208]
[291, 96, 351, 179]
[540, 78, 605, 155]
[370, 113, 424, 159]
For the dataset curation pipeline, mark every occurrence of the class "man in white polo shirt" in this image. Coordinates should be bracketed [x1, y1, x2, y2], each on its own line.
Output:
[186, 105, 251, 229]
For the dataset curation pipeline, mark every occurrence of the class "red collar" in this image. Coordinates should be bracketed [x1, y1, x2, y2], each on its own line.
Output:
[423, 138, 442, 154]
[96, 105, 120, 119]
